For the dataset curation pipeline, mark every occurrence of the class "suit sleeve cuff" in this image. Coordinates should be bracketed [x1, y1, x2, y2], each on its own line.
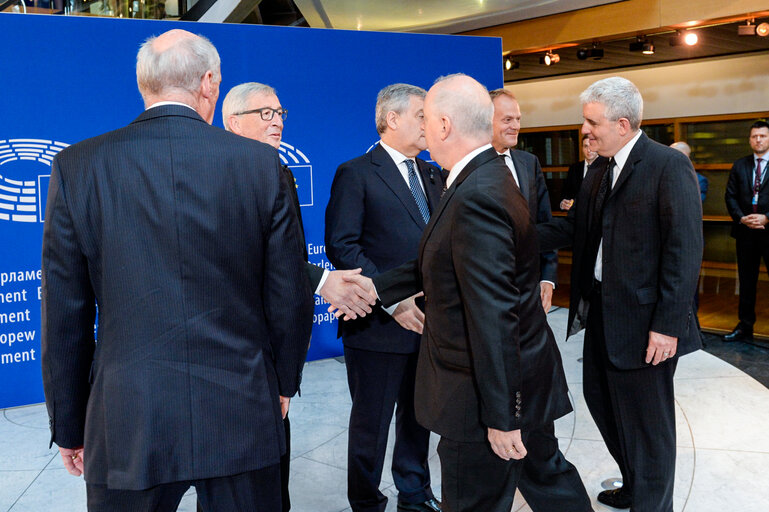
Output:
[314, 269, 330, 295]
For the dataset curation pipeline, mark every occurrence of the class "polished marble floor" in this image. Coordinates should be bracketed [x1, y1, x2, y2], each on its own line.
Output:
[2, 308, 768, 512]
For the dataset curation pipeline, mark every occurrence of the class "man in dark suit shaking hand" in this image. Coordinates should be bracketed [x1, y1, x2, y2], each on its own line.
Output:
[222, 81, 377, 512]
[41, 29, 313, 511]
[537, 77, 703, 512]
[370, 74, 585, 512]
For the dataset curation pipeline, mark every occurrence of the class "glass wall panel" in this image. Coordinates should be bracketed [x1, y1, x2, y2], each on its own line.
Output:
[641, 123, 674, 146]
[517, 130, 579, 167]
[684, 119, 760, 164]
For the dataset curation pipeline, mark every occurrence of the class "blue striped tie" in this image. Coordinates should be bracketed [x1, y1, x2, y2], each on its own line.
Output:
[406, 159, 430, 223]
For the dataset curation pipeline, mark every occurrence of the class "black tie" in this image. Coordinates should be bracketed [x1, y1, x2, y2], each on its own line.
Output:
[581, 158, 615, 298]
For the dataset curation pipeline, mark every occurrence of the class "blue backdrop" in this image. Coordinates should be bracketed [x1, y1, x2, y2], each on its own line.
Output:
[0, 12, 501, 409]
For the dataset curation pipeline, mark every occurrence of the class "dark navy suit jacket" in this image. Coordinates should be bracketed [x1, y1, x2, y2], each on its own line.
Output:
[325, 143, 442, 354]
[509, 149, 558, 284]
[41, 105, 313, 490]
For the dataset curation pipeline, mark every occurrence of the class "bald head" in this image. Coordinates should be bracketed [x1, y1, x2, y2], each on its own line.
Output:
[423, 73, 493, 169]
[670, 141, 691, 158]
[136, 29, 221, 122]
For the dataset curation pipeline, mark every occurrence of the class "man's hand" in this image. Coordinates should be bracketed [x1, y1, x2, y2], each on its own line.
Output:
[540, 282, 554, 313]
[740, 214, 768, 229]
[392, 292, 425, 334]
[487, 428, 526, 461]
[279, 396, 290, 419]
[320, 268, 377, 320]
[645, 330, 678, 365]
[59, 446, 85, 476]
[559, 199, 574, 211]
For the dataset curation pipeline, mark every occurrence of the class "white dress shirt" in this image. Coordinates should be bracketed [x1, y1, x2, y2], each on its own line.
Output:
[445, 144, 493, 188]
[594, 129, 643, 281]
[378, 141, 427, 194]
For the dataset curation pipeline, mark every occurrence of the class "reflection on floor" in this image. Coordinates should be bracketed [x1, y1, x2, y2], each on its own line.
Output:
[551, 259, 769, 339]
[1, 308, 768, 512]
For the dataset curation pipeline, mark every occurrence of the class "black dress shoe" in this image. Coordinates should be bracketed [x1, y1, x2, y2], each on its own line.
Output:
[397, 498, 442, 512]
[723, 327, 753, 342]
[597, 488, 632, 509]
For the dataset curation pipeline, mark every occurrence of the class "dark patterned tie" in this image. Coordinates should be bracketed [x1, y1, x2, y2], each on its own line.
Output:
[581, 157, 615, 297]
[406, 159, 430, 223]
[753, 158, 764, 213]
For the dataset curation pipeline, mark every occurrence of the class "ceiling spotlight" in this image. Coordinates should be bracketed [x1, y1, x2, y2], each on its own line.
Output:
[642, 40, 655, 54]
[503, 55, 519, 71]
[630, 36, 654, 54]
[577, 44, 603, 60]
[757, 22, 769, 37]
[540, 51, 560, 66]
[669, 30, 699, 46]
[738, 19, 757, 36]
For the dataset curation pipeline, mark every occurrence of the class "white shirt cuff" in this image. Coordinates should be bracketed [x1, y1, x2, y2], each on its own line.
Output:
[314, 269, 330, 295]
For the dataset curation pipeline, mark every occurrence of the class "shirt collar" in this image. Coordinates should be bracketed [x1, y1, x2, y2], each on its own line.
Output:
[378, 140, 412, 167]
[446, 144, 493, 188]
[146, 101, 196, 111]
[612, 130, 643, 173]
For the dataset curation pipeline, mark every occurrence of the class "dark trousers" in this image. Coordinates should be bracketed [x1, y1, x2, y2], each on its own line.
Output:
[517, 423, 593, 512]
[344, 346, 433, 512]
[736, 231, 769, 330]
[584, 290, 677, 512]
[281, 415, 291, 512]
[437, 433, 529, 512]
[88, 464, 281, 512]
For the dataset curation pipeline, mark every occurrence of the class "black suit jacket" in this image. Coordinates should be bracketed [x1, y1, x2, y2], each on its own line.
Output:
[281, 165, 324, 288]
[537, 133, 703, 370]
[374, 148, 571, 442]
[725, 154, 769, 239]
[561, 161, 585, 203]
[41, 105, 313, 490]
[325, 144, 442, 354]
[508, 150, 558, 284]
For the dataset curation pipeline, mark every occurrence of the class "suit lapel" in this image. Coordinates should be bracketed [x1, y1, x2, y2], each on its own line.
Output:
[418, 148, 499, 263]
[417, 159, 441, 211]
[510, 150, 529, 200]
[370, 145, 427, 229]
[608, 132, 647, 201]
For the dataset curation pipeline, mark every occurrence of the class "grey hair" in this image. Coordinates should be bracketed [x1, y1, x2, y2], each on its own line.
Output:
[136, 32, 221, 101]
[670, 141, 691, 157]
[489, 88, 516, 101]
[431, 73, 493, 139]
[579, 77, 643, 130]
[222, 82, 277, 131]
[375, 83, 427, 135]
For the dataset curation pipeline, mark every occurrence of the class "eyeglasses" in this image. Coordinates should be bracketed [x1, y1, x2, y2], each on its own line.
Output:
[234, 107, 287, 121]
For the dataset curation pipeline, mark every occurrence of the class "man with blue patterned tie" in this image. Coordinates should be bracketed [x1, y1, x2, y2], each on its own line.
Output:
[325, 83, 444, 512]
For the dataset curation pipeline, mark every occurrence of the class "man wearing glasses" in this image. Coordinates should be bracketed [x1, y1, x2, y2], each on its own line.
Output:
[222, 82, 377, 511]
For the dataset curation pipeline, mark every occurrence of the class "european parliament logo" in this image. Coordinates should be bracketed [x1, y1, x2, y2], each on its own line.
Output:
[279, 141, 313, 207]
[0, 139, 69, 223]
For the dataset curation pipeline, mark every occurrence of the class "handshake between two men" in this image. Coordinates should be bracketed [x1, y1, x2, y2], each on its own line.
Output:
[325, 269, 426, 334]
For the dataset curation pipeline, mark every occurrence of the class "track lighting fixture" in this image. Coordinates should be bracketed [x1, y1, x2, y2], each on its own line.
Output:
[576, 43, 603, 60]
[503, 55, 519, 71]
[540, 51, 560, 66]
[629, 36, 654, 55]
[670, 30, 698, 46]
